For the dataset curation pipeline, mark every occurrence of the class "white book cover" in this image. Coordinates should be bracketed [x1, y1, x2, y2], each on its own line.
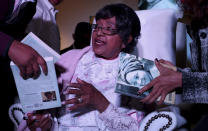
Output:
[21, 32, 60, 63]
[10, 33, 61, 112]
[10, 57, 61, 112]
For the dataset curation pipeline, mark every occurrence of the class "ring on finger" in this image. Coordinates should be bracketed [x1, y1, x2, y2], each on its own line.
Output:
[77, 97, 83, 103]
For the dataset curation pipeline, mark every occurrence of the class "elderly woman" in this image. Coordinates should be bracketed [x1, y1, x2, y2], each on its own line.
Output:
[18, 3, 143, 131]
[55, 3, 141, 131]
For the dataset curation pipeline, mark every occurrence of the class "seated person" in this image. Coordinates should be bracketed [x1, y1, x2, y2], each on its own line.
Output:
[17, 3, 183, 131]
[18, 3, 142, 131]
[60, 22, 92, 54]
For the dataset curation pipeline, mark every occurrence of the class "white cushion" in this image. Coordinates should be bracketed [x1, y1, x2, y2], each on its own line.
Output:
[132, 9, 178, 64]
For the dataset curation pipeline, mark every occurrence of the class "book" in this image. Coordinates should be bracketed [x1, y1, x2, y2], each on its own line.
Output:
[10, 33, 61, 112]
[115, 52, 175, 105]
[21, 32, 60, 63]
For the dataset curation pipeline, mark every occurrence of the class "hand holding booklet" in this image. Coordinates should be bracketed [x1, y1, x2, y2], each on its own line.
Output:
[10, 32, 61, 112]
[115, 52, 175, 105]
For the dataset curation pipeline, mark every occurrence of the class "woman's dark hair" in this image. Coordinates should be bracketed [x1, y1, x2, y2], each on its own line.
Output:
[177, 0, 208, 29]
[95, 3, 141, 53]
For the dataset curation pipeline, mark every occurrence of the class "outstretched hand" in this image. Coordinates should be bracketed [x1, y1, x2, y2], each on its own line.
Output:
[8, 40, 48, 79]
[138, 59, 182, 105]
[62, 78, 110, 113]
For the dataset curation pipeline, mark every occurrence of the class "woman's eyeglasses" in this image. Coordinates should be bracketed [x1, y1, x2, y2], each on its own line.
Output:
[91, 24, 118, 35]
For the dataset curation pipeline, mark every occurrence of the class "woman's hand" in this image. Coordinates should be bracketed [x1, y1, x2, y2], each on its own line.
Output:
[62, 78, 110, 113]
[26, 113, 52, 131]
[138, 59, 182, 105]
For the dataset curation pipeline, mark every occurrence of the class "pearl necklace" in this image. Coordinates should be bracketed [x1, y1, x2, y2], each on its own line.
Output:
[144, 113, 172, 131]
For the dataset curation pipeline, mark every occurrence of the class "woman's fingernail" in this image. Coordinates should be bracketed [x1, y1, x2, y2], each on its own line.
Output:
[65, 84, 70, 88]
[32, 116, 36, 120]
[76, 77, 82, 82]
[44, 114, 49, 118]
[63, 91, 68, 95]
[61, 101, 66, 105]
[155, 58, 159, 62]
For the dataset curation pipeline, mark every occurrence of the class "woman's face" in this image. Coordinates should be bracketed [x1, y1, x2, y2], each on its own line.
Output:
[126, 70, 152, 87]
[92, 17, 126, 60]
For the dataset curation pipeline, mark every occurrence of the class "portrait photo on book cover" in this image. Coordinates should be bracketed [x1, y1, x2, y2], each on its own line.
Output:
[116, 52, 160, 98]
[41, 91, 57, 102]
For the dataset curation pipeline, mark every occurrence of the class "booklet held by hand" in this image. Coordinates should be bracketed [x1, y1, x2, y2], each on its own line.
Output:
[10, 33, 61, 112]
[115, 52, 175, 105]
